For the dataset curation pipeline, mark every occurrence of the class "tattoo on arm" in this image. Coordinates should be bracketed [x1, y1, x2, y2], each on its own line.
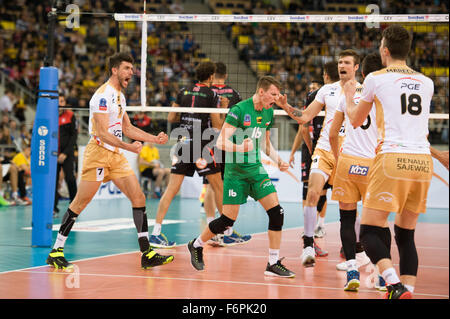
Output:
[292, 108, 302, 117]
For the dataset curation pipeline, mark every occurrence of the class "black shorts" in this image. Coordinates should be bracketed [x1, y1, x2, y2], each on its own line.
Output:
[171, 140, 221, 177]
[202, 162, 225, 184]
[141, 167, 156, 180]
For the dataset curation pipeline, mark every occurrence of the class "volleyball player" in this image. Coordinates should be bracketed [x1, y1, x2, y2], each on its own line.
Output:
[187, 76, 295, 278]
[46, 52, 174, 270]
[344, 25, 434, 299]
[277, 50, 360, 268]
[329, 52, 383, 291]
[204, 61, 251, 246]
[149, 61, 224, 248]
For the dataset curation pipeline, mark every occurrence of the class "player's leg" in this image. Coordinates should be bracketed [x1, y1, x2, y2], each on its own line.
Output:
[302, 171, 327, 267]
[150, 173, 185, 247]
[113, 174, 174, 268]
[314, 188, 328, 237]
[188, 204, 240, 271]
[258, 192, 295, 278]
[47, 180, 101, 269]
[394, 208, 420, 294]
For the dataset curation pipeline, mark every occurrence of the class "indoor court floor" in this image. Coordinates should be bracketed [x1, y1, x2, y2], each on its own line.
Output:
[0, 197, 448, 300]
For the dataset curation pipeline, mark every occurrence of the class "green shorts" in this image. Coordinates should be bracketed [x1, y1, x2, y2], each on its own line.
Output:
[223, 172, 277, 205]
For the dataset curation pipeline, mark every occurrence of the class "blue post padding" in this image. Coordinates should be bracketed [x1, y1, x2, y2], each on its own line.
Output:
[31, 67, 59, 247]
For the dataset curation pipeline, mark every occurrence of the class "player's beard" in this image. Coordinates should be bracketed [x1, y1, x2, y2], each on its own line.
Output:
[118, 74, 130, 89]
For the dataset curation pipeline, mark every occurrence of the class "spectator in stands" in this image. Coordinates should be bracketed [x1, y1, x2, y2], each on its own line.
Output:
[0, 89, 16, 113]
[132, 112, 152, 133]
[170, 0, 184, 14]
[139, 142, 170, 198]
[10, 141, 32, 205]
[0, 124, 16, 163]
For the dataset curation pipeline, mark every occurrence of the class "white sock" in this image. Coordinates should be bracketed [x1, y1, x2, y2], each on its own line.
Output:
[224, 227, 233, 236]
[382, 267, 401, 285]
[304, 206, 317, 238]
[269, 249, 279, 266]
[355, 215, 361, 241]
[137, 232, 148, 239]
[152, 223, 161, 236]
[53, 233, 68, 249]
[404, 284, 415, 293]
[317, 216, 325, 227]
[193, 237, 204, 248]
[347, 259, 357, 272]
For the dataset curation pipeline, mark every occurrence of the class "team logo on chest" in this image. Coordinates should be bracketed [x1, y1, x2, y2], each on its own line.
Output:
[244, 114, 251, 126]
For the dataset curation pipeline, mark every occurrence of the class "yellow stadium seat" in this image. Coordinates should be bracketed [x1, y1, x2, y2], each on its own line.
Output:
[238, 35, 249, 45]
[421, 67, 449, 77]
[0, 21, 15, 31]
[123, 22, 136, 30]
[219, 9, 232, 15]
[107, 37, 117, 48]
[257, 61, 271, 72]
[77, 25, 87, 36]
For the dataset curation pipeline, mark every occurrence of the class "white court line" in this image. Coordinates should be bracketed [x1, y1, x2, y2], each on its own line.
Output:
[14, 269, 449, 299]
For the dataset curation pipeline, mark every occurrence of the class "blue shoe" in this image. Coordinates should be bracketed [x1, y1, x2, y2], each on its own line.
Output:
[375, 274, 387, 291]
[344, 270, 360, 291]
[149, 233, 176, 248]
[222, 230, 251, 246]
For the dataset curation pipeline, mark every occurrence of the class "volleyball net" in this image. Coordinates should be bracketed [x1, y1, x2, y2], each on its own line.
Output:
[54, 11, 449, 149]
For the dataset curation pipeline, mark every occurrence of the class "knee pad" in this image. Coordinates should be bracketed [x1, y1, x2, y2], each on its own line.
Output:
[394, 225, 418, 276]
[360, 225, 392, 265]
[266, 205, 284, 231]
[208, 214, 235, 234]
[317, 195, 327, 212]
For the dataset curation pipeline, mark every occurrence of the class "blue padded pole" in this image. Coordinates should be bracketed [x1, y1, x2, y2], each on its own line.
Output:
[30, 66, 59, 247]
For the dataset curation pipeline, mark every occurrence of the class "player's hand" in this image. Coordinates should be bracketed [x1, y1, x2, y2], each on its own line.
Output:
[278, 159, 289, 172]
[343, 79, 357, 98]
[128, 141, 143, 154]
[154, 132, 168, 145]
[289, 153, 295, 168]
[238, 138, 253, 152]
[57, 153, 67, 164]
[274, 94, 288, 109]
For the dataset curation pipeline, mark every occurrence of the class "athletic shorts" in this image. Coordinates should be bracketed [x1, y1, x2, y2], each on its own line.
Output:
[310, 148, 337, 185]
[363, 153, 433, 214]
[223, 168, 276, 205]
[171, 141, 221, 177]
[81, 142, 134, 182]
[331, 153, 373, 203]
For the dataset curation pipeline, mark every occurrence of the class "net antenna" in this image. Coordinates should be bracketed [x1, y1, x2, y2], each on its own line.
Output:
[114, 13, 449, 120]
[140, 0, 148, 112]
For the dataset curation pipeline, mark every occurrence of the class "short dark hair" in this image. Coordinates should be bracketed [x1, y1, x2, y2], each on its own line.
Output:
[256, 75, 282, 92]
[362, 52, 383, 77]
[195, 61, 216, 82]
[339, 49, 360, 66]
[214, 62, 227, 79]
[323, 61, 339, 82]
[382, 25, 412, 60]
[108, 52, 134, 75]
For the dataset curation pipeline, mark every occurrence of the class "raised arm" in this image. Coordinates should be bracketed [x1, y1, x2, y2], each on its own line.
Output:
[345, 79, 373, 128]
[122, 112, 168, 145]
[275, 94, 324, 124]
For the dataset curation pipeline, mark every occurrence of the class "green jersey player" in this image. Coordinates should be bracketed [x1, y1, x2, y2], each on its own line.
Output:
[187, 76, 295, 278]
